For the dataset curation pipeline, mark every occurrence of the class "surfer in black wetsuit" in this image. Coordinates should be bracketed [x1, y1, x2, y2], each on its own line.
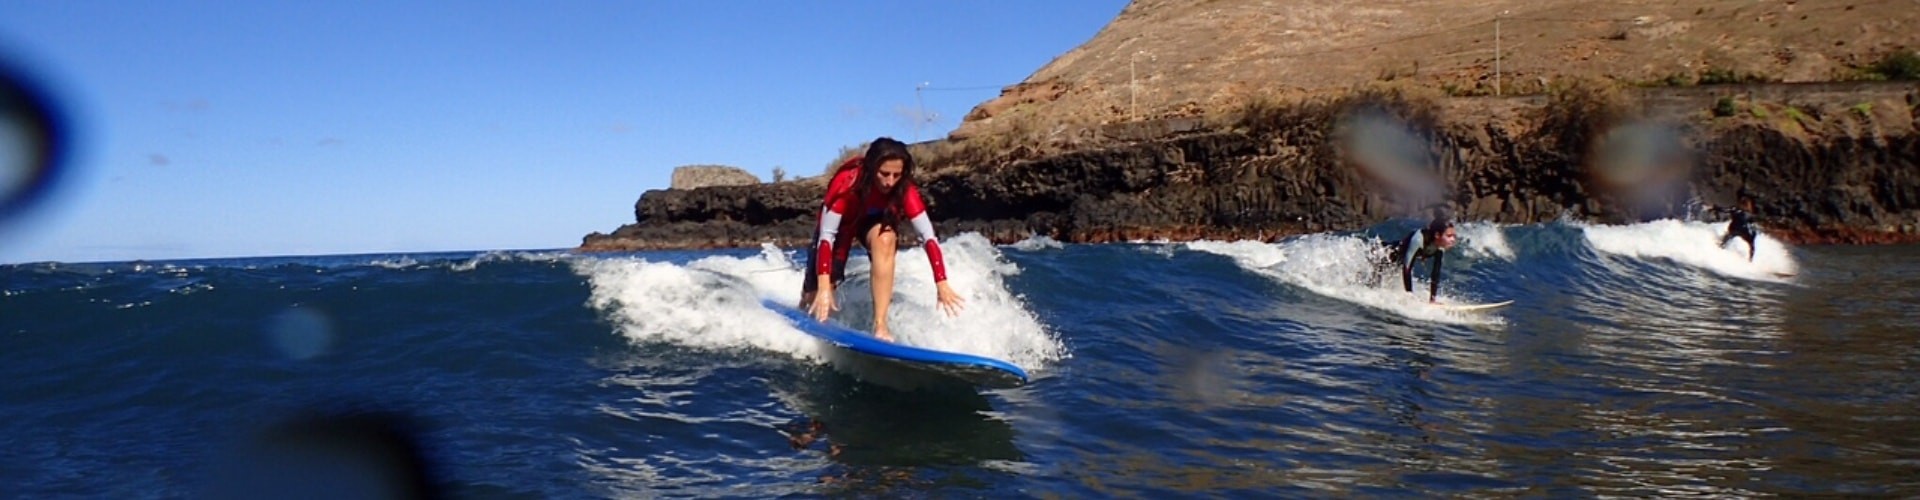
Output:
[1717, 200, 1761, 262]
[1378, 213, 1459, 303]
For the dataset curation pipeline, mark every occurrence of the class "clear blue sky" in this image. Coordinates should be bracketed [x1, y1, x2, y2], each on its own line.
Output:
[0, 1, 1128, 264]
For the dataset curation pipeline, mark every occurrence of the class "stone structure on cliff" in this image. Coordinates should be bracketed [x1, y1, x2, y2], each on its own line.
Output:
[669, 165, 760, 190]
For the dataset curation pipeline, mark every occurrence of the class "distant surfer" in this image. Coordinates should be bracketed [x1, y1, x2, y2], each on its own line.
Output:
[1374, 211, 1458, 304]
[1715, 199, 1760, 262]
[799, 137, 965, 342]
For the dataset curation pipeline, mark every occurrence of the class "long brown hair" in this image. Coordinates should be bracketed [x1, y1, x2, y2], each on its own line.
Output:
[851, 137, 915, 224]
[1423, 207, 1454, 246]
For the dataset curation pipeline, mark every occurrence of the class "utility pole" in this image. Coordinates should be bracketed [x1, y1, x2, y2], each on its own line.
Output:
[1496, 10, 1510, 96]
[1131, 50, 1152, 121]
[914, 81, 929, 141]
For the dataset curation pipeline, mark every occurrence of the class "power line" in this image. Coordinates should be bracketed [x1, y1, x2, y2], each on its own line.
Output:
[918, 85, 1009, 92]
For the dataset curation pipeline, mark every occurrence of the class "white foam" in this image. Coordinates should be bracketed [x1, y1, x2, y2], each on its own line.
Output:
[349, 250, 572, 272]
[1580, 219, 1798, 282]
[1184, 239, 1286, 269]
[368, 256, 420, 269]
[1132, 241, 1179, 259]
[575, 233, 1065, 372]
[1186, 235, 1503, 326]
[575, 250, 824, 359]
[1456, 222, 1515, 261]
[449, 250, 571, 272]
[1007, 234, 1064, 251]
[833, 233, 1058, 369]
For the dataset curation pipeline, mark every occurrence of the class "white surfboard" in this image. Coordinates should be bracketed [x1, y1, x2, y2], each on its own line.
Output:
[1435, 300, 1513, 312]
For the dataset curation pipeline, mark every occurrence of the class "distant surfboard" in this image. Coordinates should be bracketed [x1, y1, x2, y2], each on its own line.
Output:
[1435, 300, 1513, 312]
[764, 300, 1029, 390]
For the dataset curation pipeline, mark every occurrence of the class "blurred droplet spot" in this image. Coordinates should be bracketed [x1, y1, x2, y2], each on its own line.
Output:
[1160, 344, 1240, 409]
[0, 60, 69, 228]
[1591, 121, 1690, 191]
[268, 306, 335, 360]
[1590, 121, 1695, 219]
[1338, 110, 1444, 205]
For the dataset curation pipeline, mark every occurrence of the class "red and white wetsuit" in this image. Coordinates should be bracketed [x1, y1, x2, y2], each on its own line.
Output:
[811, 159, 948, 283]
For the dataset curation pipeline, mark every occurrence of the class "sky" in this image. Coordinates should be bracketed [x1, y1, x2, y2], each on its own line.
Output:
[0, 1, 1130, 264]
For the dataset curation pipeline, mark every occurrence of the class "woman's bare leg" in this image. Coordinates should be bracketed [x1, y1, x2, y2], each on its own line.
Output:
[865, 224, 898, 341]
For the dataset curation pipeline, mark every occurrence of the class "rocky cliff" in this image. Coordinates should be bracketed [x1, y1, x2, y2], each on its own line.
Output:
[581, 81, 1920, 251]
[580, 0, 1919, 251]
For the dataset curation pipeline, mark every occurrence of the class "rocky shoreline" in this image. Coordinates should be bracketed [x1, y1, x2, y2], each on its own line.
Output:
[580, 82, 1920, 252]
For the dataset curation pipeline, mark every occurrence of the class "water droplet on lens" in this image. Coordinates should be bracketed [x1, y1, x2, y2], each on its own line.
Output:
[0, 62, 68, 229]
[268, 307, 334, 360]
[1162, 345, 1238, 409]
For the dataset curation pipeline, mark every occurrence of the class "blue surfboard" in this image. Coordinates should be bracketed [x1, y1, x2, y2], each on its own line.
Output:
[764, 300, 1029, 389]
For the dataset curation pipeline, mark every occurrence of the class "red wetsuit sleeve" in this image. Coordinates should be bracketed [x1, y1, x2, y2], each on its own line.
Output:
[902, 183, 927, 219]
[924, 238, 947, 282]
[821, 169, 860, 218]
[902, 184, 948, 282]
[815, 238, 834, 277]
[814, 169, 860, 277]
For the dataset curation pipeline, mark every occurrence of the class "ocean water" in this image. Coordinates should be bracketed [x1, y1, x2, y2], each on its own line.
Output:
[4, 220, 1917, 497]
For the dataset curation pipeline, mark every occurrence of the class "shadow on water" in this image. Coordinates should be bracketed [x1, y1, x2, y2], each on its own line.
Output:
[762, 363, 1025, 495]
[767, 365, 1020, 468]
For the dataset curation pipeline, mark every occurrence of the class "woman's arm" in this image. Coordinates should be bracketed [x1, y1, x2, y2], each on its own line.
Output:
[903, 184, 962, 316]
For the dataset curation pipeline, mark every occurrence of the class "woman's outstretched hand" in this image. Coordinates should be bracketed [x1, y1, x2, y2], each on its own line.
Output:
[935, 281, 965, 317]
[808, 283, 839, 321]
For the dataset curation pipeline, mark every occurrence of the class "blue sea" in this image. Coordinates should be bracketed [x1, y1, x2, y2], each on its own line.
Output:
[5, 219, 1917, 498]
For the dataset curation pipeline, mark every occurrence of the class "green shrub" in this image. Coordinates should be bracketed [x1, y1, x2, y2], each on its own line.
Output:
[1872, 51, 1920, 80]
[1539, 77, 1638, 158]
[1851, 102, 1874, 117]
[1698, 67, 1766, 85]
[1712, 96, 1738, 117]
[1699, 68, 1738, 85]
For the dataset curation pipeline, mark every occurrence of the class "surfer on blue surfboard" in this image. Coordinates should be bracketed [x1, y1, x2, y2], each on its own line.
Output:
[799, 137, 965, 342]
[1374, 210, 1459, 304]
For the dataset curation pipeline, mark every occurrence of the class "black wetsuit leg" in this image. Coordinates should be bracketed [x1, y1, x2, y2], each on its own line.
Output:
[1723, 221, 1758, 261]
[1725, 210, 1759, 261]
[1740, 225, 1757, 261]
[1427, 251, 1444, 301]
[1399, 251, 1416, 294]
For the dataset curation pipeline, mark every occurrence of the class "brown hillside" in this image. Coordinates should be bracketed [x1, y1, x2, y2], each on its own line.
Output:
[952, 0, 1919, 141]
